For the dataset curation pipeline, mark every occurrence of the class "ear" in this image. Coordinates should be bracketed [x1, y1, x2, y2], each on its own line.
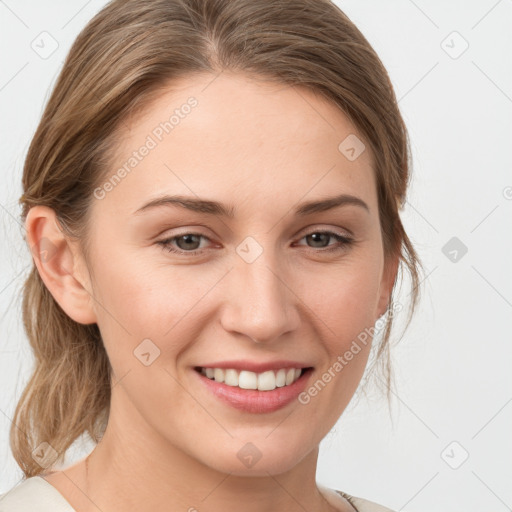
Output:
[25, 205, 97, 325]
[375, 250, 400, 320]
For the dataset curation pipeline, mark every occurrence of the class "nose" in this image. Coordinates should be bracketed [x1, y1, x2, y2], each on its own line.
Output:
[219, 250, 300, 344]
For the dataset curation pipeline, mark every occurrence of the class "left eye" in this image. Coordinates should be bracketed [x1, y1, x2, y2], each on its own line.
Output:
[294, 231, 353, 252]
[157, 230, 353, 256]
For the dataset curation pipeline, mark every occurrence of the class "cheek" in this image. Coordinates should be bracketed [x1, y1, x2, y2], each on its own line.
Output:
[298, 258, 382, 403]
[90, 248, 224, 366]
[303, 257, 382, 345]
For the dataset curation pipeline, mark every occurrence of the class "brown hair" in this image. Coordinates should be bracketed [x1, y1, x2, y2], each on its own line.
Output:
[13, 0, 423, 477]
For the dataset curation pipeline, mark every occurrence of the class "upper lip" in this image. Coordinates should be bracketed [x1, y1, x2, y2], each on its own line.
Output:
[195, 360, 313, 373]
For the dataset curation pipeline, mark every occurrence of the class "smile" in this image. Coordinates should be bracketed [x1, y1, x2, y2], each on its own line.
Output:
[193, 365, 314, 414]
[196, 366, 305, 391]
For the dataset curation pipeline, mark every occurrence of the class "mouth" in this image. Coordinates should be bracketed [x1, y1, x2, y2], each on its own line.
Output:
[193, 365, 314, 414]
[194, 366, 312, 391]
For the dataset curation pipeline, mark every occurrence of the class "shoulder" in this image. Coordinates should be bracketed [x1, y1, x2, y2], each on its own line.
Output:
[0, 476, 76, 512]
[335, 489, 396, 512]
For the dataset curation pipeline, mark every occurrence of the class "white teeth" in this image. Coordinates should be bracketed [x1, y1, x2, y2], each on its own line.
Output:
[275, 368, 286, 387]
[213, 368, 225, 383]
[239, 370, 258, 390]
[200, 367, 305, 391]
[224, 369, 239, 387]
[257, 370, 276, 391]
[285, 368, 295, 385]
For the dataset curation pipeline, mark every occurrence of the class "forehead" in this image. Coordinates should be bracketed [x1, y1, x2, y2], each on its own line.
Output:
[94, 71, 377, 219]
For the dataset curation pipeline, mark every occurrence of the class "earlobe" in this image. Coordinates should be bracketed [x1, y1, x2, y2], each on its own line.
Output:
[376, 252, 400, 320]
[25, 206, 97, 325]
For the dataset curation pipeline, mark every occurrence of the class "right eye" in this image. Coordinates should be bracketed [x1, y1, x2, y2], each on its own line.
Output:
[156, 233, 213, 256]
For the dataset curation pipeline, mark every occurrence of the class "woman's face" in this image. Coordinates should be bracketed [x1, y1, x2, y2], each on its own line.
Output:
[80, 71, 396, 476]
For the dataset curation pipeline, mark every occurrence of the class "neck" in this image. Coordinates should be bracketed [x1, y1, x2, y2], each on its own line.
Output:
[81, 393, 337, 512]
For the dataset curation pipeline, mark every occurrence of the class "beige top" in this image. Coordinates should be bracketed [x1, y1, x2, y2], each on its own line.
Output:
[0, 476, 395, 512]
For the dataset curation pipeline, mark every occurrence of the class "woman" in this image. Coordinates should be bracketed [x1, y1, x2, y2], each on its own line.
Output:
[1, 0, 422, 510]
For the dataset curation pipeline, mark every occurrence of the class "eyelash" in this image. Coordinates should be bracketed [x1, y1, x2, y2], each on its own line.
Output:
[156, 230, 354, 256]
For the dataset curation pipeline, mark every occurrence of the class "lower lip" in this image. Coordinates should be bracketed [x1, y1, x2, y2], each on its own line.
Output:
[194, 368, 313, 414]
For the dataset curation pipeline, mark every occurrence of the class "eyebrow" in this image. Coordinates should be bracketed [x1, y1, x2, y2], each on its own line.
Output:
[133, 193, 370, 217]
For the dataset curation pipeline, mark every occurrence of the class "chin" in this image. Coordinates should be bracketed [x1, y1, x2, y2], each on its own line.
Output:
[195, 437, 313, 477]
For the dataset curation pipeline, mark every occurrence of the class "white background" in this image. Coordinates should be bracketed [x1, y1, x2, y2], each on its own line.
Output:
[0, 1, 511, 510]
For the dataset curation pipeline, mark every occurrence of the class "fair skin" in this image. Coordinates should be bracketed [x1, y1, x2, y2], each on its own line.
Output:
[26, 71, 399, 512]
